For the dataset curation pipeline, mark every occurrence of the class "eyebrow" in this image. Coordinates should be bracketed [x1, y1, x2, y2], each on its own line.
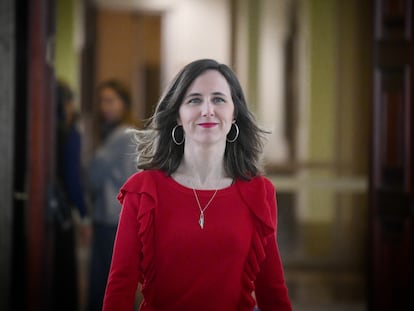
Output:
[185, 91, 227, 98]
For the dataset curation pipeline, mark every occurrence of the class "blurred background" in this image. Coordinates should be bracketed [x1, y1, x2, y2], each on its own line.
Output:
[0, 0, 413, 310]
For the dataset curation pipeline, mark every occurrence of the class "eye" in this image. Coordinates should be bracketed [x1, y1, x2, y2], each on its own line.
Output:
[213, 97, 225, 104]
[188, 97, 201, 104]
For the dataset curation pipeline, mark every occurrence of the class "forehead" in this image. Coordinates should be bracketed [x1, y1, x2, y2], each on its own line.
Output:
[185, 70, 231, 95]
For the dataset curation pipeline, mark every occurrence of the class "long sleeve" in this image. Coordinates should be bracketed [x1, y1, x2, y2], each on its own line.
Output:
[103, 191, 142, 311]
[254, 184, 292, 311]
[255, 236, 292, 311]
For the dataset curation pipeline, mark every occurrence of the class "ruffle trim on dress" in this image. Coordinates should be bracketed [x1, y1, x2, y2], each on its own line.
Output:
[117, 170, 159, 303]
[236, 176, 276, 310]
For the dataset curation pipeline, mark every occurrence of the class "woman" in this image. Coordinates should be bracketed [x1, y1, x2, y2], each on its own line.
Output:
[103, 59, 292, 311]
[86, 80, 138, 311]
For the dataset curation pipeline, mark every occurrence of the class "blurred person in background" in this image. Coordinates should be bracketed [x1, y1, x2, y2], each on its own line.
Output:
[86, 80, 138, 311]
[53, 80, 87, 311]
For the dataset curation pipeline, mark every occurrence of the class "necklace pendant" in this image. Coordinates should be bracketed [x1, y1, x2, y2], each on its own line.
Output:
[199, 213, 204, 229]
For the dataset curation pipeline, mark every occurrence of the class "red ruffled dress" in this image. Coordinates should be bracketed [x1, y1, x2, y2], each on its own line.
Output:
[103, 170, 292, 311]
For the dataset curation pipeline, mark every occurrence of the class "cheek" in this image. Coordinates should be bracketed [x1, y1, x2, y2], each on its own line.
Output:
[114, 100, 125, 113]
[177, 108, 184, 125]
[230, 104, 235, 118]
[226, 121, 233, 134]
[224, 105, 235, 123]
[177, 108, 194, 126]
[106, 103, 124, 121]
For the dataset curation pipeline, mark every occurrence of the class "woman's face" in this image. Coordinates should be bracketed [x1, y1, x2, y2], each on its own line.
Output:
[99, 87, 126, 124]
[178, 70, 235, 147]
[64, 99, 75, 124]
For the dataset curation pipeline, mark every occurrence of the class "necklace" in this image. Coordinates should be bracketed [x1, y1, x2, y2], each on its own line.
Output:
[191, 181, 220, 229]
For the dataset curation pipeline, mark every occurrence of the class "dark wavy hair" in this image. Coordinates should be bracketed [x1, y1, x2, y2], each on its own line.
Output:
[133, 59, 267, 180]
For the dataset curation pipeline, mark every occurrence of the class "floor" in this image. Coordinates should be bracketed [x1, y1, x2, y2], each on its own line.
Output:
[286, 269, 367, 311]
[292, 303, 366, 311]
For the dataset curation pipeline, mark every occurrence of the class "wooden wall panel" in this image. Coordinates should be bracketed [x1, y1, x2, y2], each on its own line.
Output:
[26, 0, 55, 309]
[374, 67, 410, 188]
[370, 0, 414, 310]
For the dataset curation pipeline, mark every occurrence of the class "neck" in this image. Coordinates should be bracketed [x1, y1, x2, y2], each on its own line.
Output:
[175, 141, 229, 188]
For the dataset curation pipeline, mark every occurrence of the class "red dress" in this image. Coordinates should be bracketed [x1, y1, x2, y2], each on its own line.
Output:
[103, 170, 292, 311]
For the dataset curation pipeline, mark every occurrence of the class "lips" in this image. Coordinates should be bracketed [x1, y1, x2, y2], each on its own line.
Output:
[198, 123, 218, 128]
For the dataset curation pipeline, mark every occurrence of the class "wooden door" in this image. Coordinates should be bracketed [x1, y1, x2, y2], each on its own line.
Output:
[26, 0, 56, 309]
[370, 0, 414, 310]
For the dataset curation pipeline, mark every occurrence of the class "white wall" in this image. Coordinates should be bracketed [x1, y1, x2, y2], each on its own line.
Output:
[232, 0, 292, 163]
[258, 0, 290, 163]
[94, 0, 231, 87]
[161, 0, 231, 85]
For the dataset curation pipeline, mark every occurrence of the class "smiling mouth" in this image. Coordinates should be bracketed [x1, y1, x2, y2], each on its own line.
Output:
[198, 123, 218, 128]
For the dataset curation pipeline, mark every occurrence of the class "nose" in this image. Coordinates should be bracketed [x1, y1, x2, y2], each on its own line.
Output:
[201, 100, 215, 117]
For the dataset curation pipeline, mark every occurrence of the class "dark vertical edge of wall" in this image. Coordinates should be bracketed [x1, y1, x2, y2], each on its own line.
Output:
[0, 0, 15, 310]
[80, 0, 97, 160]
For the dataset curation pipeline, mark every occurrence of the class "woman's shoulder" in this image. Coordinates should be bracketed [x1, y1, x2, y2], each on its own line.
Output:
[237, 175, 275, 195]
[122, 170, 164, 190]
[235, 174, 276, 233]
[117, 170, 165, 204]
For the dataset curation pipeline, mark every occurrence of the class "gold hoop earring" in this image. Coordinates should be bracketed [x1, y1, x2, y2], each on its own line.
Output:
[172, 125, 185, 145]
[226, 123, 239, 143]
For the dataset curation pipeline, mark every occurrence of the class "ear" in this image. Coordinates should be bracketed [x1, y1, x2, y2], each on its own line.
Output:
[177, 118, 182, 125]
